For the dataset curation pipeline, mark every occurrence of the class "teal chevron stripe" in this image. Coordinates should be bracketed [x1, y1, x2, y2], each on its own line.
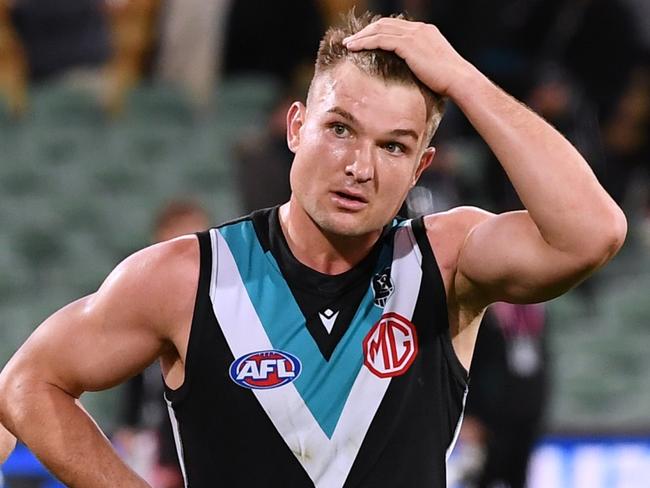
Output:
[219, 220, 393, 437]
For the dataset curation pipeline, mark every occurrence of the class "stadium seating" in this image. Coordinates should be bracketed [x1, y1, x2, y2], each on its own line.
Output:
[0, 75, 279, 431]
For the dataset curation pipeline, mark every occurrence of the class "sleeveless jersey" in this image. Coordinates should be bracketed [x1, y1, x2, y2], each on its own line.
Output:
[164, 207, 468, 487]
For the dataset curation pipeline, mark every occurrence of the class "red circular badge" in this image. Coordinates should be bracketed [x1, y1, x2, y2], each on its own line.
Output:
[363, 313, 418, 378]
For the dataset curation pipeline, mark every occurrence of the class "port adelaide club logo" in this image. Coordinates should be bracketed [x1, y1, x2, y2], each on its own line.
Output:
[229, 350, 302, 390]
[372, 267, 394, 307]
[363, 313, 418, 378]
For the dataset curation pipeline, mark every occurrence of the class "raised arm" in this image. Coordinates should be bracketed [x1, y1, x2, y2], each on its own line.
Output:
[0, 236, 199, 487]
[344, 19, 626, 305]
[444, 68, 626, 305]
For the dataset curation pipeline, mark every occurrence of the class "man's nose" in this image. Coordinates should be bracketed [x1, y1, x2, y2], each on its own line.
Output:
[345, 144, 374, 183]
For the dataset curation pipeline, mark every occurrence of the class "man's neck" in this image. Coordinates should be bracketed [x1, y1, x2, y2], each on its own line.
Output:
[279, 201, 381, 275]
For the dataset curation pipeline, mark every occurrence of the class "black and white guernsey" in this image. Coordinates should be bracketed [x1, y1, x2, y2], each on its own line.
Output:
[164, 206, 468, 487]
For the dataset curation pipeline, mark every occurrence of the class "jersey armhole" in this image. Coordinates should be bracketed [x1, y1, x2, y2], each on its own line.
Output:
[165, 229, 213, 404]
[411, 217, 468, 386]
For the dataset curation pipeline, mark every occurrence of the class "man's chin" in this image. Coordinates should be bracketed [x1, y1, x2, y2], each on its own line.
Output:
[317, 213, 382, 239]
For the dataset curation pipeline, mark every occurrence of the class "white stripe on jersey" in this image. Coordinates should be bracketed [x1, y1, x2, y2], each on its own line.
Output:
[446, 385, 469, 461]
[208, 223, 423, 488]
[166, 395, 189, 488]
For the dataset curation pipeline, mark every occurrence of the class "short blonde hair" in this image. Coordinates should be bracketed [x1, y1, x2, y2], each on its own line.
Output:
[311, 10, 446, 145]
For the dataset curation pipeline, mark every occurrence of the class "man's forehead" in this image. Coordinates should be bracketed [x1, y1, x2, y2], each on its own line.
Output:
[308, 62, 428, 132]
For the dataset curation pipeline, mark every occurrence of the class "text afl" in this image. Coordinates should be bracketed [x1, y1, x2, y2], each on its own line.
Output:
[229, 349, 302, 390]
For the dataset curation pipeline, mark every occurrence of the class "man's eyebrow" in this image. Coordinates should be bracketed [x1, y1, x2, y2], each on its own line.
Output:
[327, 107, 419, 141]
[326, 107, 357, 123]
[388, 128, 419, 141]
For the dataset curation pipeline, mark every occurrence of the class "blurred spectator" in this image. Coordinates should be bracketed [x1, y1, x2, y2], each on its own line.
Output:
[4, 0, 163, 116]
[456, 303, 548, 488]
[116, 199, 210, 488]
[233, 72, 314, 213]
[9, 0, 111, 82]
[0, 0, 27, 117]
[234, 101, 293, 213]
[156, 0, 231, 109]
[151, 199, 211, 243]
[102, 0, 161, 115]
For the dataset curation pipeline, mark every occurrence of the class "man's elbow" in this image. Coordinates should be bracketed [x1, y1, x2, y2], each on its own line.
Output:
[600, 205, 627, 259]
[582, 205, 628, 269]
[0, 371, 16, 466]
[0, 368, 18, 428]
[0, 364, 37, 432]
[0, 371, 18, 464]
[0, 421, 17, 465]
[608, 206, 628, 253]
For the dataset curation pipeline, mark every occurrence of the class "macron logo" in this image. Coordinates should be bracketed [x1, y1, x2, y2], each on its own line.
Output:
[318, 308, 339, 334]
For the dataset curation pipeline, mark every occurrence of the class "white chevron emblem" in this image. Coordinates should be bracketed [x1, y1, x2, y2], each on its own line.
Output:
[318, 309, 339, 334]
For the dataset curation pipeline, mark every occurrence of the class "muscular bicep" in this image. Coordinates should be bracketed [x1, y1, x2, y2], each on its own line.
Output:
[2, 237, 198, 398]
[457, 210, 596, 305]
[6, 285, 164, 399]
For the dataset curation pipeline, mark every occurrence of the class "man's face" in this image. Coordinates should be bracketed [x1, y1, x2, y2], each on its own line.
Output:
[287, 61, 434, 238]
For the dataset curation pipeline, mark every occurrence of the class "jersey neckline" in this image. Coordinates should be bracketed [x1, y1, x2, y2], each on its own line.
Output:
[251, 206, 390, 297]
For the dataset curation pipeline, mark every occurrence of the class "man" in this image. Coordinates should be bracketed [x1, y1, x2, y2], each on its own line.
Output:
[0, 11, 626, 488]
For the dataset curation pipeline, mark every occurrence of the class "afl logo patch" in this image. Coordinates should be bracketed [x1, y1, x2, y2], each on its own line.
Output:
[363, 313, 418, 378]
[229, 350, 302, 390]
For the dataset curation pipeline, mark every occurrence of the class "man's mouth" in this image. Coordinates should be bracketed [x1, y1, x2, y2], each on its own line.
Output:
[331, 190, 369, 211]
[334, 191, 368, 204]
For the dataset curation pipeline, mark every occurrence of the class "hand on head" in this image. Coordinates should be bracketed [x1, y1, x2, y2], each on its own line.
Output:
[343, 17, 471, 98]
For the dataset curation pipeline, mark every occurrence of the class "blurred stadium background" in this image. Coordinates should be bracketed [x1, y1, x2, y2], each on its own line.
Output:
[0, 0, 648, 487]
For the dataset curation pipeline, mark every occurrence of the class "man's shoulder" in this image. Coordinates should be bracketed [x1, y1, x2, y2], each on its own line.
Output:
[96, 235, 201, 339]
[127, 234, 200, 275]
[421, 206, 493, 273]
[424, 206, 494, 241]
[107, 235, 201, 311]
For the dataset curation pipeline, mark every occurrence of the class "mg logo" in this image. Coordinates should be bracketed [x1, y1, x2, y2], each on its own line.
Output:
[363, 313, 418, 378]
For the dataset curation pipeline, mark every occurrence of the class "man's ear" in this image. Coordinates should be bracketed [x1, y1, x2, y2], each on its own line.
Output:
[413, 147, 436, 186]
[286, 101, 305, 153]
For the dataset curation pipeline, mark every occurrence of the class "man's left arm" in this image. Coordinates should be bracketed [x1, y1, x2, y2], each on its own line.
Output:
[443, 64, 626, 304]
[345, 18, 627, 305]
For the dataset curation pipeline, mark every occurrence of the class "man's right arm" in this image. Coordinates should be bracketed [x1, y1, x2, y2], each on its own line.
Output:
[0, 421, 16, 465]
[0, 236, 200, 487]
